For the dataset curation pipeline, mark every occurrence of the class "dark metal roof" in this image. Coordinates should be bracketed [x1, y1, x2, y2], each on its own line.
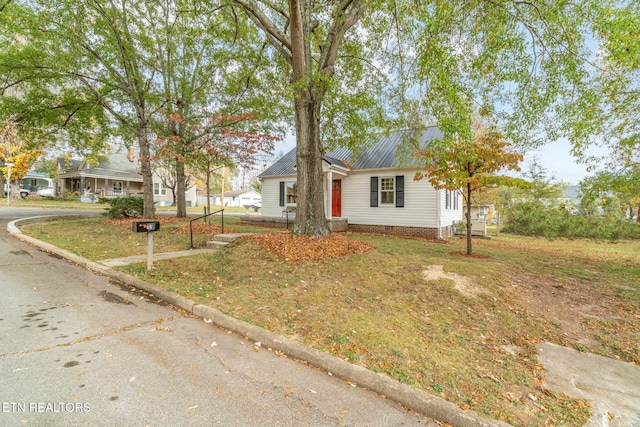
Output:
[58, 150, 143, 181]
[259, 127, 443, 178]
[260, 148, 297, 177]
[322, 155, 348, 169]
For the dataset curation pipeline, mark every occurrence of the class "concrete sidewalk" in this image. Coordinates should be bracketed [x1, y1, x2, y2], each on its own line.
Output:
[538, 343, 640, 427]
[96, 248, 217, 267]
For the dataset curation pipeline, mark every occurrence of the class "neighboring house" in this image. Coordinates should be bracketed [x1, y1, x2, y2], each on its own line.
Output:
[206, 189, 262, 208]
[259, 128, 464, 239]
[57, 148, 197, 206]
[152, 176, 198, 207]
[469, 204, 494, 236]
[57, 149, 144, 200]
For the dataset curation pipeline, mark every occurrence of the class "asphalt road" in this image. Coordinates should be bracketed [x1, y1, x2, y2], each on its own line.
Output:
[0, 207, 437, 427]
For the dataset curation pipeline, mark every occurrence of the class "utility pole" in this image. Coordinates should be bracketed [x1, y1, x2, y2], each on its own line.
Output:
[5, 162, 13, 206]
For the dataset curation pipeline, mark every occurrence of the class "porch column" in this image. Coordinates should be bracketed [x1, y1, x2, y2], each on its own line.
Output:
[126, 180, 130, 196]
[326, 170, 332, 219]
[105, 179, 109, 195]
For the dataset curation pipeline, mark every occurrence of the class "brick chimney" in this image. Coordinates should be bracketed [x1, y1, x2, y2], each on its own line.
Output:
[127, 146, 135, 162]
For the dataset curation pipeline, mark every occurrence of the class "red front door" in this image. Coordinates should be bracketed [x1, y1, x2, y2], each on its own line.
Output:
[331, 179, 342, 217]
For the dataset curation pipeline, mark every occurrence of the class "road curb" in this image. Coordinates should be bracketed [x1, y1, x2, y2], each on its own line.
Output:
[8, 215, 512, 427]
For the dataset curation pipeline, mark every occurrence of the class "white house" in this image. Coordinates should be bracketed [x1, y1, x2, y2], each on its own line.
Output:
[258, 128, 464, 239]
[202, 189, 262, 208]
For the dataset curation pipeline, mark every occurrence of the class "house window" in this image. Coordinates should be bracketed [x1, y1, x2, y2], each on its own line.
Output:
[370, 176, 404, 208]
[153, 183, 167, 196]
[445, 189, 459, 210]
[279, 181, 298, 206]
[285, 182, 297, 204]
[113, 181, 123, 194]
[380, 177, 395, 205]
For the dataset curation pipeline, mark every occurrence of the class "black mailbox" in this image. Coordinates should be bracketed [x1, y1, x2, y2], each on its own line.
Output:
[132, 221, 160, 233]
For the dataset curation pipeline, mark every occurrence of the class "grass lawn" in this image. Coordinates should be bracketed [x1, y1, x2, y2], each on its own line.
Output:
[20, 217, 639, 426]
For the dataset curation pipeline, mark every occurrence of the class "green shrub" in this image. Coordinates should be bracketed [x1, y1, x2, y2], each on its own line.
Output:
[503, 202, 640, 240]
[101, 197, 144, 218]
[55, 190, 80, 201]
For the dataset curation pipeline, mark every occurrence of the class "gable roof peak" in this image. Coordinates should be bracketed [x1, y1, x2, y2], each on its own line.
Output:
[259, 127, 443, 178]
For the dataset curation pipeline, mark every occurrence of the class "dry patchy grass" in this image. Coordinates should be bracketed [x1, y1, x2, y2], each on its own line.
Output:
[22, 219, 640, 426]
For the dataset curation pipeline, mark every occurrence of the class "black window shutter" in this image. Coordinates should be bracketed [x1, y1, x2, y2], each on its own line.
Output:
[395, 175, 404, 207]
[370, 177, 378, 207]
[279, 181, 285, 206]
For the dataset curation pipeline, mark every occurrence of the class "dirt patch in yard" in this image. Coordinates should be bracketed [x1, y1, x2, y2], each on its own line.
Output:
[472, 238, 640, 364]
[422, 265, 487, 297]
[510, 271, 637, 355]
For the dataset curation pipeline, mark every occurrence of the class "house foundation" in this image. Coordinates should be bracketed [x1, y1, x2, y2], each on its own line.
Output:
[347, 223, 454, 239]
[239, 216, 348, 232]
[241, 216, 451, 238]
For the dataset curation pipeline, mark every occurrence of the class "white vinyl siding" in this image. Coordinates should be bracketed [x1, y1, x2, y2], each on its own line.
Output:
[342, 169, 439, 228]
[440, 189, 464, 226]
[261, 169, 462, 230]
[261, 178, 290, 217]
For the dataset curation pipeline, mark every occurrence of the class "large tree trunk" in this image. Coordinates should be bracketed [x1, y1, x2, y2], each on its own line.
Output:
[233, 0, 366, 238]
[289, 0, 330, 238]
[292, 94, 330, 237]
[137, 127, 155, 219]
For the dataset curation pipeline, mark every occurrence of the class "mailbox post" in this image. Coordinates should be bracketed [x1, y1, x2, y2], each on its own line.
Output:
[132, 221, 160, 270]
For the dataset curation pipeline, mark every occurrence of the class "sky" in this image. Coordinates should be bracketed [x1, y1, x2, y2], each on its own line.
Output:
[521, 140, 592, 186]
[274, 134, 595, 186]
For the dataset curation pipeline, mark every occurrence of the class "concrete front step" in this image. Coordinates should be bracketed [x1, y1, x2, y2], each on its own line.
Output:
[212, 233, 253, 242]
[205, 240, 229, 250]
[205, 233, 254, 250]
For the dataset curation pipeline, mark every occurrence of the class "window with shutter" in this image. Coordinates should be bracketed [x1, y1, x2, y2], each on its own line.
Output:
[279, 181, 285, 206]
[370, 177, 378, 207]
[395, 175, 404, 208]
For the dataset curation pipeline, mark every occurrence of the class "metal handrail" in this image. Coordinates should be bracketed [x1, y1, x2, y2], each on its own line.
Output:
[282, 207, 296, 229]
[190, 208, 224, 249]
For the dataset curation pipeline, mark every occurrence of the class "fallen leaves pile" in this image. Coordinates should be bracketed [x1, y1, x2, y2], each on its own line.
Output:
[244, 232, 373, 261]
[103, 217, 233, 235]
[172, 223, 234, 235]
[104, 217, 183, 226]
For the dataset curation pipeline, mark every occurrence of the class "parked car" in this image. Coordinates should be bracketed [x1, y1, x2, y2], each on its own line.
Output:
[36, 187, 55, 197]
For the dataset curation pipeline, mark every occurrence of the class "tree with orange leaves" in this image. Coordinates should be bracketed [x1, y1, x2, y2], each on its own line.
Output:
[415, 117, 524, 255]
[1, 120, 41, 199]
